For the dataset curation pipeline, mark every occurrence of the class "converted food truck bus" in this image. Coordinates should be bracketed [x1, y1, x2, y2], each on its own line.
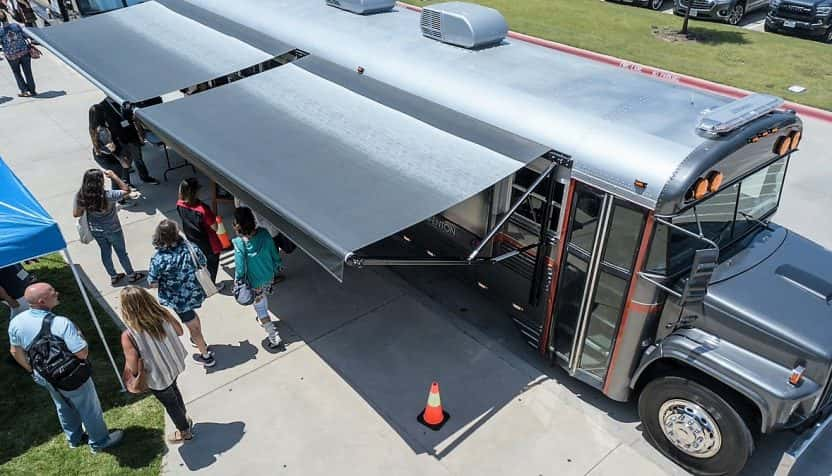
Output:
[27, 1, 832, 474]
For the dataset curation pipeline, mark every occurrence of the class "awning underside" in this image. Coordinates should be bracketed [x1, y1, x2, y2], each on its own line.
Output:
[25, 1, 279, 103]
[138, 57, 546, 280]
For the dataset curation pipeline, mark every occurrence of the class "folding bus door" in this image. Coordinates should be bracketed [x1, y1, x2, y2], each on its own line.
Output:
[548, 183, 646, 388]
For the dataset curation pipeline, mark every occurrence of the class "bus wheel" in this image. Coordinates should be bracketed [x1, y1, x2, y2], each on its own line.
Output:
[638, 375, 754, 475]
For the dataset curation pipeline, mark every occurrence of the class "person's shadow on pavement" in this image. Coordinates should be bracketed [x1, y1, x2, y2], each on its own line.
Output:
[202, 340, 259, 373]
[177, 421, 245, 471]
[0, 96, 11, 106]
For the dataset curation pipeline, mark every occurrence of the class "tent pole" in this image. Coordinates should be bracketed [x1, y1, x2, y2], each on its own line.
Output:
[63, 249, 126, 391]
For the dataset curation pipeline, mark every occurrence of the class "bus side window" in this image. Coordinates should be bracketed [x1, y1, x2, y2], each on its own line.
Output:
[509, 168, 563, 231]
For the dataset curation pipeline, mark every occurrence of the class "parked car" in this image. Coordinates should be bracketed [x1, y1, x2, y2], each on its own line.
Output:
[765, 0, 832, 43]
[674, 0, 769, 25]
[29, 0, 144, 25]
[608, 0, 667, 11]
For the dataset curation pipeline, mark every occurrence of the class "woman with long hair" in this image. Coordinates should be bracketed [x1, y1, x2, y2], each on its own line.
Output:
[119, 286, 193, 443]
[232, 207, 283, 349]
[176, 178, 223, 288]
[147, 219, 216, 368]
[73, 169, 143, 286]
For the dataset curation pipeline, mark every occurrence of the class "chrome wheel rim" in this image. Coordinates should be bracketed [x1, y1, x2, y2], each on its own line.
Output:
[728, 5, 744, 25]
[651, 0, 663, 10]
[659, 399, 723, 459]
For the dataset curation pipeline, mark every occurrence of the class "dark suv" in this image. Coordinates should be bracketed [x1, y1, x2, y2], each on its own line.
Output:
[674, 0, 770, 25]
[765, 0, 832, 42]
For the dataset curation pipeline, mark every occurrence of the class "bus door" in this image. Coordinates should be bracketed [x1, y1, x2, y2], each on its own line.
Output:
[476, 164, 564, 348]
[547, 182, 646, 388]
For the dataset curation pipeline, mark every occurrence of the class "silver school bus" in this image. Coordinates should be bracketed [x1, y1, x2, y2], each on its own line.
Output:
[30, 0, 832, 474]
[224, 1, 830, 474]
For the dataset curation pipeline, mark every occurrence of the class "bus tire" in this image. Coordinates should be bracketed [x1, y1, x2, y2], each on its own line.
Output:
[638, 375, 754, 476]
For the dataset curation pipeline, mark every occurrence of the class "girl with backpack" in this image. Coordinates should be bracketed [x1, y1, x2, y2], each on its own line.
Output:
[0, 11, 36, 97]
[147, 220, 216, 368]
[232, 207, 283, 349]
[119, 286, 193, 443]
[73, 169, 144, 286]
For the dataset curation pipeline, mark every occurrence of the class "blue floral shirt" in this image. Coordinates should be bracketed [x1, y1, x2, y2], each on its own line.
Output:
[148, 241, 207, 313]
[1, 24, 30, 61]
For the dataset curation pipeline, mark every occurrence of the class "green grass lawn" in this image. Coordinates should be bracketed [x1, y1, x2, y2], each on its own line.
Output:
[417, 0, 832, 111]
[1, 255, 164, 476]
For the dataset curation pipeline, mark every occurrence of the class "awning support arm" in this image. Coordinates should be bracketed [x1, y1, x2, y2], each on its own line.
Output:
[346, 243, 539, 268]
[467, 159, 559, 261]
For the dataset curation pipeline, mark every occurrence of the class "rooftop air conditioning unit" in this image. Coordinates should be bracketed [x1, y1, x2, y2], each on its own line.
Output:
[325, 0, 395, 15]
[420, 2, 508, 49]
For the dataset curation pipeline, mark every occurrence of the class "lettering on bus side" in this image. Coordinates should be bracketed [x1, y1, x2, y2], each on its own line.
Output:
[426, 215, 457, 238]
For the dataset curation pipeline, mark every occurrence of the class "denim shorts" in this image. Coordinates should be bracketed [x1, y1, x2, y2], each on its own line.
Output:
[176, 309, 197, 323]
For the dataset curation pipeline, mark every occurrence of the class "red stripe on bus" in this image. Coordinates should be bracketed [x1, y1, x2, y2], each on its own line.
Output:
[603, 213, 656, 394]
[538, 179, 576, 355]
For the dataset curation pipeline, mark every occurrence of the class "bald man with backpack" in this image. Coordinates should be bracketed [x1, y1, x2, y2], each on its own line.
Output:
[8, 283, 123, 452]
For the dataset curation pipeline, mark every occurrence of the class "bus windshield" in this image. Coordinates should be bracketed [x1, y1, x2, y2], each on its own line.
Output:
[647, 157, 788, 276]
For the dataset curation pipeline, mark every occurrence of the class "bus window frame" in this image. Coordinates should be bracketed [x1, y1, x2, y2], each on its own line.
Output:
[646, 154, 791, 279]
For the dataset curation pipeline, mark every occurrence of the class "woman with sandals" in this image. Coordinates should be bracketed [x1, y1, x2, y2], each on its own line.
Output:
[119, 286, 193, 443]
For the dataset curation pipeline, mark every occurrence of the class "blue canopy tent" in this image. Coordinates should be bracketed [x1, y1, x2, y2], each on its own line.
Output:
[0, 156, 124, 389]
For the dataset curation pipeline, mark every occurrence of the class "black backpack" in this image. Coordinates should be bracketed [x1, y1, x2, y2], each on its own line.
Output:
[26, 313, 92, 391]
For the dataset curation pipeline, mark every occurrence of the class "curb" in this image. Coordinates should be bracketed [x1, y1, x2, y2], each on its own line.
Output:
[398, 2, 832, 123]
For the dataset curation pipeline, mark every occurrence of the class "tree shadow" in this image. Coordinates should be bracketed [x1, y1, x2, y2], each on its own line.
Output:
[175, 421, 245, 471]
[689, 27, 750, 45]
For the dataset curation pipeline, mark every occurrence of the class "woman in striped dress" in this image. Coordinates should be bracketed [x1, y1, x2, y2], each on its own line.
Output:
[119, 286, 193, 443]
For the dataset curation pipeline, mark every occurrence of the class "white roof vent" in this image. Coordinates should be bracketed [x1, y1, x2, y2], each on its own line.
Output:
[326, 0, 395, 15]
[421, 2, 508, 49]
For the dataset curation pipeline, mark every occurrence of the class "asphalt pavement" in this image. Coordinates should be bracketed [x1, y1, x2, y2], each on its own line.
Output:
[1, 45, 831, 476]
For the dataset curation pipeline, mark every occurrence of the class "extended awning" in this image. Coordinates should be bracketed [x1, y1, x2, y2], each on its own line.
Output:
[25, 1, 292, 104]
[137, 56, 548, 280]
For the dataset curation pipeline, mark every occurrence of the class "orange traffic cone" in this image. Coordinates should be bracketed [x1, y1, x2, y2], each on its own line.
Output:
[417, 381, 449, 431]
[216, 216, 232, 250]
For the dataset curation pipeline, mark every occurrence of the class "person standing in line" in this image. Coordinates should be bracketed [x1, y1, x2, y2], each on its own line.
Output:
[119, 286, 193, 443]
[232, 207, 283, 349]
[0, 10, 36, 97]
[73, 169, 144, 286]
[0, 264, 30, 318]
[8, 283, 123, 452]
[148, 220, 216, 368]
[176, 178, 224, 290]
[14, 0, 36, 27]
[93, 98, 159, 186]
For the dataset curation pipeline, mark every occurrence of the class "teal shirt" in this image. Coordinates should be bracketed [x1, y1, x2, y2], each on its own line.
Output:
[233, 228, 282, 288]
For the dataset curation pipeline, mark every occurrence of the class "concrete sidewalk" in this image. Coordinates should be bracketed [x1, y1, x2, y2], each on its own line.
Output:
[2, 51, 831, 476]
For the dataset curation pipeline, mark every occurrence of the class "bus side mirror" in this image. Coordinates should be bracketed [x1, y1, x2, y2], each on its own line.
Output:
[680, 248, 719, 306]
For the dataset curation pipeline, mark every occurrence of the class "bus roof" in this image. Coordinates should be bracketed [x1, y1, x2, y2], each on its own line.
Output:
[189, 0, 738, 209]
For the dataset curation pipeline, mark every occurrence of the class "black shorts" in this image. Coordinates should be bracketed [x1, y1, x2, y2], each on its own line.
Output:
[176, 309, 197, 324]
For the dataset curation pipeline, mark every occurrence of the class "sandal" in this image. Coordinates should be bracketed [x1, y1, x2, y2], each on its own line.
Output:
[110, 273, 126, 286]
[167, 430, 193, 444]
[127, 272, 145, 284]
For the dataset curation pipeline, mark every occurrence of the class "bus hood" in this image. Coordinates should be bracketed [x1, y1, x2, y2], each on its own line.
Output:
[703, 225, 832, 367]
